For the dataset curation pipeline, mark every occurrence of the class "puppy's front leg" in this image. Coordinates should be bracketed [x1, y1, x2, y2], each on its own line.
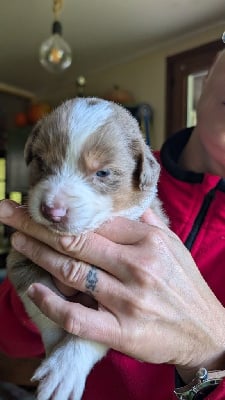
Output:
[19, 292, 107, 400]
[8, 250, 107, 400]
[25, 288, 107, 400]
[7, 249, 66, 353]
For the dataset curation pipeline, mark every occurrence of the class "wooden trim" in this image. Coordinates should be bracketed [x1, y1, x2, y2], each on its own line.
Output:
[0, 83, 35, 101]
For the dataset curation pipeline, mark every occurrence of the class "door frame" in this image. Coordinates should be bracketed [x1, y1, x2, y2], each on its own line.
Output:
[165, 39, 224, 137]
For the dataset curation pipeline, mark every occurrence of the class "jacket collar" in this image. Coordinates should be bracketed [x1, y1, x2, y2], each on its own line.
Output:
[160, 127, 204, 183]
[160, 127, 225, 193]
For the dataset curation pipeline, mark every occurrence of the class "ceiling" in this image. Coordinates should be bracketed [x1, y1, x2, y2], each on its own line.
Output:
[1, 0, 225, 103]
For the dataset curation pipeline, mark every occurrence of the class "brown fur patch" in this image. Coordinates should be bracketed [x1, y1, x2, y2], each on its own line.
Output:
[77, 103, 157, 211]
[24, 108, 70, 186]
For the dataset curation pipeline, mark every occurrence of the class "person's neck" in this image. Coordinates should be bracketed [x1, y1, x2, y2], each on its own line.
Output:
[178, 127, 224, 177]
[178, 127, 206, 172]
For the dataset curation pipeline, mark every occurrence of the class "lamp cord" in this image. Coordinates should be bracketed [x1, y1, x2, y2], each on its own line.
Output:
[53, 0, 63, 20]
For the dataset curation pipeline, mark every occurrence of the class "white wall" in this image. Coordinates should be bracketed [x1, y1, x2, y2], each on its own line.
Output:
[84, 22, 225, 149]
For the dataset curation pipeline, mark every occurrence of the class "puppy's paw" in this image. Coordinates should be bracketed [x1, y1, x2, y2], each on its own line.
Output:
[32, 335, 106, 400]
[32, 352, 85, 400]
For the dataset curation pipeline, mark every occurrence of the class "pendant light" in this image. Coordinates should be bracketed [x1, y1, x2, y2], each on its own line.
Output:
[222, 32, 225, 43]
[39, 0, 72, 73]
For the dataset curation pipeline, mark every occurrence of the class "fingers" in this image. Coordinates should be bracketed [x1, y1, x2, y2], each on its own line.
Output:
[52, 278, 79, 297]
[141, 209, 183, 247]
[0, 200, 59, 249]
[96, 217, 150, 244]
[97, 208, 171, 243]
[141, 208, 167, 229]
[0, 199, 162, 248]
[0, 200, 128, 279]
[27, 283, 118, 347]
[11, 229, 129, 284]
[49, 214, 172, 270]
[11, 232, 124, 303]
[0, 199, 170, 252]
[1, 199, 175, 284]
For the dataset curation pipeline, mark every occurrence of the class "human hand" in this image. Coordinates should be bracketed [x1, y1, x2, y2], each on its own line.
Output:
[1, 199, 225, 384]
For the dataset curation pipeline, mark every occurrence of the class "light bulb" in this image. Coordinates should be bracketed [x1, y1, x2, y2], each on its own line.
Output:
[222, 32, 225, 43]
[39, 21, 72, 73]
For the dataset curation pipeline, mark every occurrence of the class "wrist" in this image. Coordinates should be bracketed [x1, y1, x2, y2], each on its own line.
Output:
[174, 367, 225, 399]
[176, 351, 225, 385]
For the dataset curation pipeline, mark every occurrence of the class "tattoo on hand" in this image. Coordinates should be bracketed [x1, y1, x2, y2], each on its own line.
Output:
[86, 266, 98, 292]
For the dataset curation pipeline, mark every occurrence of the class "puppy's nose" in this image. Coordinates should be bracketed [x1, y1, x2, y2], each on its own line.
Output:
[41, 203, 67, 222]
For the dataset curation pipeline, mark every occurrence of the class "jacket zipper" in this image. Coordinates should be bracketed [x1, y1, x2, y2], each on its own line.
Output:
[184, 187, 217, 251]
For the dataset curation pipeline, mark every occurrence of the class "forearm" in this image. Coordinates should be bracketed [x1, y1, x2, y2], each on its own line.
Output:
[0, 351, 41, 386]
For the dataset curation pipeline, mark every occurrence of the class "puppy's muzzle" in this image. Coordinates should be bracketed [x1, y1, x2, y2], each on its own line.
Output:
[41, 202, 68, 223]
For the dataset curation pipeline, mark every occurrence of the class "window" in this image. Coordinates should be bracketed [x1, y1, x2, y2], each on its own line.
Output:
[186, 70, 208, 127]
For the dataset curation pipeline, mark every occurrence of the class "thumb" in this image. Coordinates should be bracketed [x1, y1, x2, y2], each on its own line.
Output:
[141, 208, 170, 231]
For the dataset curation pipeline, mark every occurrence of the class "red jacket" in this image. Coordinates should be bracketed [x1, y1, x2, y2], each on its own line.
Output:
[1, 127, 225, 399]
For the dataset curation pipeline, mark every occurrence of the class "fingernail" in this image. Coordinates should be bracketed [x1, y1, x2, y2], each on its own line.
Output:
[0, 200, 15, 218]
[27, 284, 35, 299]
[11, 232, 27, 250]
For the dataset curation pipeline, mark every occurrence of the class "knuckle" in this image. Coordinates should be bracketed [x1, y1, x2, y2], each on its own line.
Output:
[62, 309, 80, 335]
[134, 260, 151, 283]
[20, 215, 33, 234]
[145, 227, 165, 247]
[60, 258, 87, 286]
[62, 308, 88, 338]
[38, 292, 53, 316]
[134, 253, 161, 289]
[58, 233, 90, 256]
[29, 242, 43, 263]
[120, 250, 150, 284]
[117, 289, 146, 318]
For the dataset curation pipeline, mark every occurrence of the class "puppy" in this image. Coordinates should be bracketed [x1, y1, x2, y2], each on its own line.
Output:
[7, 97, 168, 400]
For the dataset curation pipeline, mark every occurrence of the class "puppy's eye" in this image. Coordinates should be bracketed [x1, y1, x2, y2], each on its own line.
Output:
[96, 169, 110, 178]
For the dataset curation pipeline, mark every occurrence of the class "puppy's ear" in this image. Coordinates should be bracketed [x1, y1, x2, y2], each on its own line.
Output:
[24, 122, 40, 165]
[139, 145, 160, 191]
[131, 139, 160, 191]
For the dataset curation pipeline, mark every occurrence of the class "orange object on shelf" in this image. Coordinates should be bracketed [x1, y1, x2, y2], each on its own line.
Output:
[14, 112, 28, 127]
[27, 103, 51, 124]
[103, 85, 135, 105]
